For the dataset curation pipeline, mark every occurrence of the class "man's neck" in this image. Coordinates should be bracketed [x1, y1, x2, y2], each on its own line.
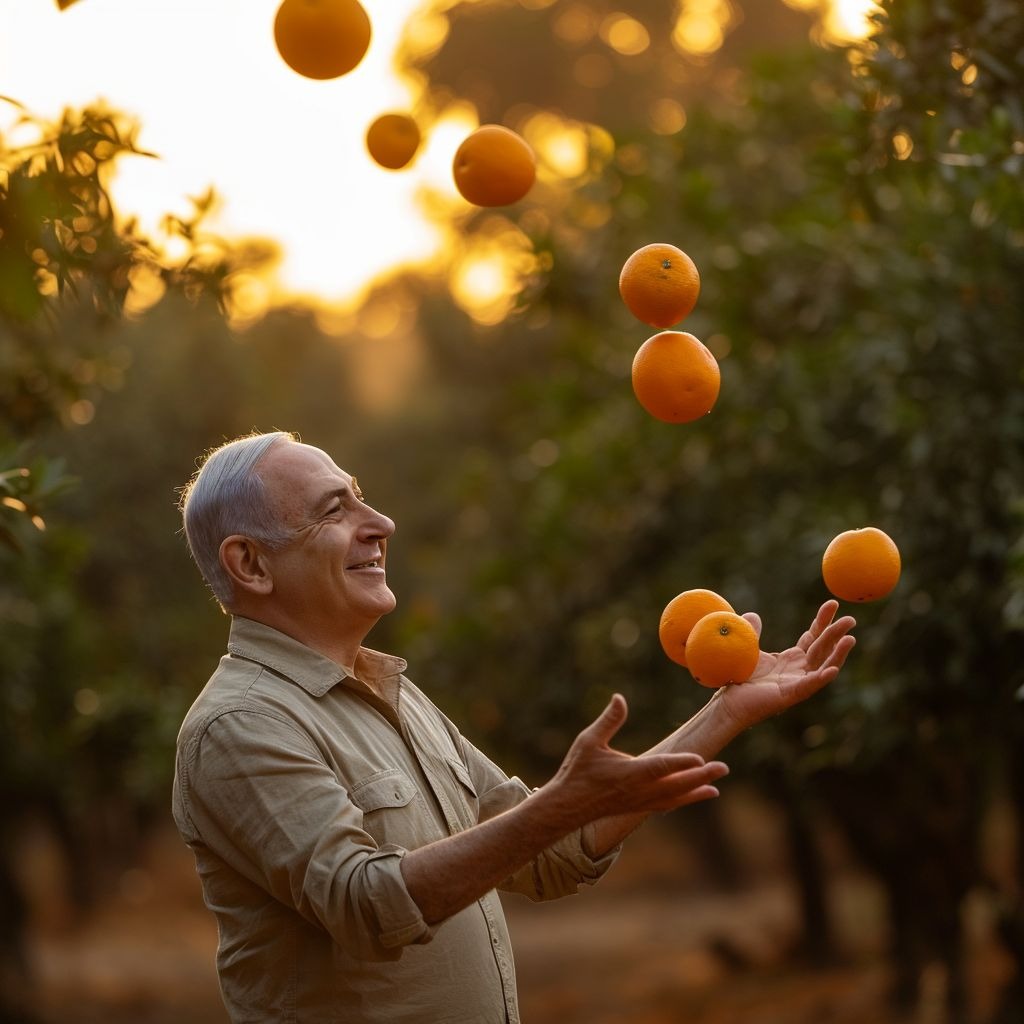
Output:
[229, 603, 367, 676]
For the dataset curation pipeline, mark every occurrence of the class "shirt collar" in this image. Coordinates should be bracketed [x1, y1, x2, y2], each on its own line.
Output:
[226, 616, 408, 698]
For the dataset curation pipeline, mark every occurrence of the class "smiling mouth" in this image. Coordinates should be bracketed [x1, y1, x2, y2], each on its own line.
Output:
[347, 559, 381, 570]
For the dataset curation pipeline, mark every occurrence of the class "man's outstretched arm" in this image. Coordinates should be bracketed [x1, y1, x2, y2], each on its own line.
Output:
[586, 599, 857, 855]
[402, 600, 855, 925]
[400, 693, 727, 925]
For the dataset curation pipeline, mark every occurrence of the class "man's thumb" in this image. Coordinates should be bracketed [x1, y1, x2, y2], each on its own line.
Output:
[588, 693, 628, 746]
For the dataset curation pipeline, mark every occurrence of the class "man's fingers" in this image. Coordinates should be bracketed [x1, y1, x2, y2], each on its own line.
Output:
[817, 599, 840, 627]
[797, 600, 840, 652]
[805, 615, 857, 668]
[645, 750, 708, 777]
[652, 761, 730, 811]
[820, 633, 856, 672]
[741, 612, 762, 638]
[789, 635, 857, 700]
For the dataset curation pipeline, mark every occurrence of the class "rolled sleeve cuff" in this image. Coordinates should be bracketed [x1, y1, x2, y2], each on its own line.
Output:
[578, 823, 622, 877]
[364, 846, 436, 950]
[545, 823, 620, 885]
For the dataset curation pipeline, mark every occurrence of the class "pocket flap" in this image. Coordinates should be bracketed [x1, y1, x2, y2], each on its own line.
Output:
[350, 770, 417, 812]
[446, 757, 477, 795]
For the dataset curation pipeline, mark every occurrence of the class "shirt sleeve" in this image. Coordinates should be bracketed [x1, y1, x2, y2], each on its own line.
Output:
[458, 736, 622, 901]
[177, 707, 435, 961]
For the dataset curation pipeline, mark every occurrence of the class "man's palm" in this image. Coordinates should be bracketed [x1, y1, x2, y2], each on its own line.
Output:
[714, 602, 857, 730]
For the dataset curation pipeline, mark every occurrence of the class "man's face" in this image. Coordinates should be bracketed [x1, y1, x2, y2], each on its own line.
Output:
[257, 441, 397, 635]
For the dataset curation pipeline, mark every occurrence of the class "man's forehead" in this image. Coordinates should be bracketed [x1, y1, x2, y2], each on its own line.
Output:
[262, 441, 353, 493]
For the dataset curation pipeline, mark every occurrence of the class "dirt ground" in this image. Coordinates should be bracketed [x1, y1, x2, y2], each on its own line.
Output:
[19, 802, 1014, 1024]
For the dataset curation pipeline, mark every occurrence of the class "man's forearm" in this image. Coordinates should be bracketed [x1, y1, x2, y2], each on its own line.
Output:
[400, 779, 577, 924]
[401, 694, 731, 924]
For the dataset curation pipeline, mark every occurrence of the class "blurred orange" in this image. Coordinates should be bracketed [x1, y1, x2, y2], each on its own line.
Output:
[686, 611, 760, 688]
[619, 243, 700, 328]
[366, 113, 422, 170]
[453, 125, 537, 207]
[274, 0, 372, 80]
[822, 527, 901, 602]
[631, 331, 720, 423]
[658, 589, 734, 668]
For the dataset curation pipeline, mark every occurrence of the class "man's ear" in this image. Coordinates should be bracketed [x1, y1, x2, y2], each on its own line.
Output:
[219, 535, 274, 597]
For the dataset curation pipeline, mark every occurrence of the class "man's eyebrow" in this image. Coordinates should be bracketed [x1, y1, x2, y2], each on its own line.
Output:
[314, 479, 362, 512]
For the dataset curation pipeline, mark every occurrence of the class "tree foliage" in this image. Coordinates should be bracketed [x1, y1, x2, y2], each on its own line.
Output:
[392, 0, 1024, 1014]
[4, 0, 1023, 1019]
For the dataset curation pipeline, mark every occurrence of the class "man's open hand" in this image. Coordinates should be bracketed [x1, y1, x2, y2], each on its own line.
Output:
[714, 600, 857, 731]
[548, 694, 729, 828]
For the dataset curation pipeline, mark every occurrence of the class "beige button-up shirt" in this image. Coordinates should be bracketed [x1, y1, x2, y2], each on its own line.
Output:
[172, 617, 618, 1023]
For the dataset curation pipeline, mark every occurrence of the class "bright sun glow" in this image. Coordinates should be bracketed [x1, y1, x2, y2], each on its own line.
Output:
[1, 0, 879, 318]
[780, 0, 882, 44]
[0, 0, 452, 313]
[824, 0, 881, 43]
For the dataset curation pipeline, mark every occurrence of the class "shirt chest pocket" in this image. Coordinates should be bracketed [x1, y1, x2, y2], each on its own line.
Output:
[443, 756, 480, 829]
[348, 769, 419, 847]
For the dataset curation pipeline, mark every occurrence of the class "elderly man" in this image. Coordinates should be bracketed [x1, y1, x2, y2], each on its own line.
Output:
[172, 430, 856, 1024]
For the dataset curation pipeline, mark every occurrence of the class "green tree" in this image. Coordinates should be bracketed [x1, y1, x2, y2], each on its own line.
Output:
[0, 101, 275, 1018]
[392, 0, 1024, 1017]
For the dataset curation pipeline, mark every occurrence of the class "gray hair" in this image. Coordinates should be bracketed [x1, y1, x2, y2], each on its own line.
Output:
[178, 430, 297, 609]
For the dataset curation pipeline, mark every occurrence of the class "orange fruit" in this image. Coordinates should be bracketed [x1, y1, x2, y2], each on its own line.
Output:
[452, 125, 536, 207]
[658, 589, 735, 668]
[619, 243, 701, 328]
[631, 331, 720, 423]
[273, 0, 371, 80]
[686, 611, 760, 688]
[822, 526, 901, 602]
[366, 113, 422, 170]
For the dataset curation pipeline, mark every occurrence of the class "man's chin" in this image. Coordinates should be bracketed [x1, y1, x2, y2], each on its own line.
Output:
[371, 587, 397, 616]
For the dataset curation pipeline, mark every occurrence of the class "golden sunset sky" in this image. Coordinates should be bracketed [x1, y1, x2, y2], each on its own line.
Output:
[0, 0, 877, 314]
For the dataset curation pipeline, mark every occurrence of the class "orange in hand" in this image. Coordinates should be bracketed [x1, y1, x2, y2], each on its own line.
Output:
[686, 611, 760, 688]
[631, 331, 720, 423]
[274, 0, 371, 81]
[453, 125, 536, 207]
[366, 113, 422, 170]
[619, 243, 701, 328]
[659, 589, 735, 668]
[822, 527, 901, 602]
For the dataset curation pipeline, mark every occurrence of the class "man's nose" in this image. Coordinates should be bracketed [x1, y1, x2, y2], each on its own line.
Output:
[362, 507, 395, 538]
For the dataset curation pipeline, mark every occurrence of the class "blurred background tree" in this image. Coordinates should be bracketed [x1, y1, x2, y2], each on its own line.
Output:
[5, 0, 1023, 1021]
[391, 0, 1024, 1018]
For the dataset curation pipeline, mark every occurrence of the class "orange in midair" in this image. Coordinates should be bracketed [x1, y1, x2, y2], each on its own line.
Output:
[822, 527, 901, 602]
[619, 243, 701, 328]
[274, 0, 371, 80]
[686, 611, 760, 688]
[453, 125, 536, 207]
[366, 113, 422, 170]
[631, 331, 720, 423]
[659, 589, 735, 668]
